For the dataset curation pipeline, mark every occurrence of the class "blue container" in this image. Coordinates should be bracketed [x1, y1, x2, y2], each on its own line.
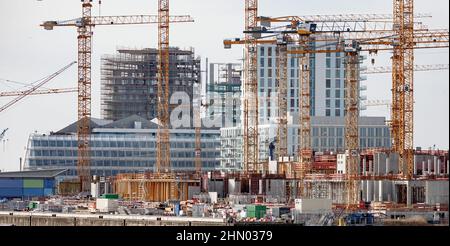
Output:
[44, 179, 55, 188]
[174, 204, 180, 216]
[0, 188, 23, 197]
[23, 188, 44, 197]
[43, 188, 54, 196]
[0, 179, 23, 188]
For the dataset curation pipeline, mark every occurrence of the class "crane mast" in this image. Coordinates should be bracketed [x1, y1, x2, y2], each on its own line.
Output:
[297, 35, 312, 197]
[344, 48, 361, 208]
[392, 0, 415, 179]
[156, 0, 171, 174]
[77, 0, 93, 192]
[243, 0, 260, 173]
[276, 39, 289, 171]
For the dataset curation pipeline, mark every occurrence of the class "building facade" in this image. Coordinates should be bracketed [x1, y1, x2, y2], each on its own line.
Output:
[24, 116, 221, 180]
[101, 47, 201, 122]
[257, 40, 367, 123]
[220, 116, 391, 170]
[206, 63, 242, 128]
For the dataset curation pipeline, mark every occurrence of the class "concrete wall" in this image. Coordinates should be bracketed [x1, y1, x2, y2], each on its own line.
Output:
[426, 180, 449, 205]
[0, 213, 227, 226]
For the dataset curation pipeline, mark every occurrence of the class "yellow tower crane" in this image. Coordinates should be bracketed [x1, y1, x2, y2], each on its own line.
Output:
[41, 1, 194, 192]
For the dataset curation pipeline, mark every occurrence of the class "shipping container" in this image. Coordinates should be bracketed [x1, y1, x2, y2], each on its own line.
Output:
[44, 179, 55, 188]
[100, 194, 119, 199]
[0, 178, 23, 188]
[0, 188, 23, 197]
[44, 188, 54, 196]
[23, 188, 44, 197]
[23, 179, 44, 188]
[246, 205, 267, 219]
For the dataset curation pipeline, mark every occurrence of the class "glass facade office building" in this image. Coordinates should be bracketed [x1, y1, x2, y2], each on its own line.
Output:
[24, 116, 221, 179]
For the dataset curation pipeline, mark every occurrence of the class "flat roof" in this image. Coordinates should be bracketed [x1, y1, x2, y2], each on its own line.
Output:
[0, 169, 67, 178]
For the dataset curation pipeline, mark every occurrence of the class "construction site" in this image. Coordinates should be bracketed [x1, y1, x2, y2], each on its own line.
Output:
[0, 0, 449, 227]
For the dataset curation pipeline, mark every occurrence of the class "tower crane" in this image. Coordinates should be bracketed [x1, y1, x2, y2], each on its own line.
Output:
[0, 61, 77, 114]
[0, 88, 77, 97]
[41, 1, 194, 192]
[363, 64, 449, 74]
[225, 10, 448, 207]
[0, 128, 8, 141]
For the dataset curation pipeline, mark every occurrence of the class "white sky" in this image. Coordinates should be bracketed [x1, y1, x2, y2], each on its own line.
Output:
[0, 0, 448, 172]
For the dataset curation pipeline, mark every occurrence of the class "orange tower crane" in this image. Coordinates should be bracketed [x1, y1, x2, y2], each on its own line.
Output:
[156, 0, 171, 174]
[392, 0, 415, 179]
[243, 0, 260, 174]
[42, 1, 194, 191]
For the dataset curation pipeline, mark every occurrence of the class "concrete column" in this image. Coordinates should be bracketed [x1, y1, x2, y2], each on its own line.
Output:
[428, 159, 432, 176]
[434, 157, 438, 176]
[413, 157, 417, 175]
[363, 158, 367, 176]
[369, 161, 373, 175]
[422, 161, 426, 176]
[386, 157, 390, 175]
[366, 180, 371, 202]
[378, 180, 383, 202]
[447, 160, 449, 175]
[406, 183, 412, 207]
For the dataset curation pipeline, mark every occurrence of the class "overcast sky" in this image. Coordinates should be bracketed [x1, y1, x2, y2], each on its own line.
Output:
[0, 0, 448, 172]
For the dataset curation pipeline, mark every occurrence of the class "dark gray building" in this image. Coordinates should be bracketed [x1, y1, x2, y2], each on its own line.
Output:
[101, 47, 201, 122]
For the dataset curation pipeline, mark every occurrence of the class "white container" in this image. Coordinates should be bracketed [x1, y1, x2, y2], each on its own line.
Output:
[96, 198, 118, 213]
[294, 199, 332, 214]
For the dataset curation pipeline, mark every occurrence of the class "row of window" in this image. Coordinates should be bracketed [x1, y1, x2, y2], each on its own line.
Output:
[311, 137, 390, 148]
[28, 159, 218, 169]
[30, 149, 219, 158]
[31, 140, 220, 149]
[311, 127, 389, 137]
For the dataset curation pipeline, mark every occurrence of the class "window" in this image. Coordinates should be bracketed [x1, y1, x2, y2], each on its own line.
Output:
[260, 47, 265, 56]
[326, 90, 331, 98]
[335, 90, 341, 98]
[321, 138, 327, 147]
[326, 59, 331, 68]
[329, 138, 335, 147]
[268, 69, 272, 77]
[329, 128, 335, 136]
[290, 69, 295, 77]
[260, 69, 265, 77]
[313, 138, 319, 147]
[376, 128, 382, 137]
[360, 128, 367, 137]
[291, 57, 295, 67]
[326, 70, 331, 78]
[361, 139, 367, 148]
[313, 128, 319, 137]
[326, 99, 331, 108]
[268, 58, 272, 67]
[336, 58, 341, 68]
[336, 69, 341, 78]
[335, 79, 341, 88]
[268, 47, 273, 56]
[335, 100, 341, 108]
[337, 138, 343, 148]
[260, 58, 265, 67]
[335, 109, 341, 117]
[326, 109, 331, 116]
[326, 79, 331, 88]
[337, 128, 343, 137]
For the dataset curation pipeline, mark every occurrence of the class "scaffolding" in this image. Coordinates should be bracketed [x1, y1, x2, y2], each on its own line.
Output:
[101, 47, 200, 122]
